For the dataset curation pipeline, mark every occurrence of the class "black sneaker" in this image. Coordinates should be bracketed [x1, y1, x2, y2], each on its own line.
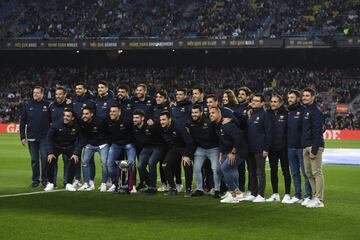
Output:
[146, 188, 157, 195]
[30, 182, 39, 188]
[137, 182, 147, 191]
[164, 188, 177, 196]
[191, 190, 204, 197]
[213, 191, 221, 199]
[184, 189, 192, 198]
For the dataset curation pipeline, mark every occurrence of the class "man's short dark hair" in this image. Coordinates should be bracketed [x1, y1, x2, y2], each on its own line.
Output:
[288, 89, 301, 98]
[271, 94, 283, 102]
[192, 86, 203, 94]
[238, 86, 252, 97]
[176, 88, 187, 95]
[160, 110, 171, 119]
[192, 104, 202, 112]
[56, 86, 67, 94]
[156, 89, 168, 99]
[206, 94, 218, 102]
[117, 84, 130, 92]
[98, 81, 108, 87]
[253, 93, 265, 102]
[64, 108, 76, 118]
[133, 109, 145, 117]
[33, 86, 44, 93]
[303, 88, 316, 96]
[82, 106, 94, 114]
[75, 82, 87, 89]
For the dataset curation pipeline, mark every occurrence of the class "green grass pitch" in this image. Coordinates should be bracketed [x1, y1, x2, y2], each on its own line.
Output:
[0, 133, 359, 240]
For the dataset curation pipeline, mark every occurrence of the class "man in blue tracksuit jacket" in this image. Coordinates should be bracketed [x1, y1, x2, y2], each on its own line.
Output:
[49, 86, 72, 187]
[131, 84, 154, 120]
[287, 89, 312, 204]
[20, 86, 51, 187]
[160, 111, 195, 197]
[72, 82, 96, 186]
[244, 93, 272, 202]
[170, 88, 193, 125]
[95, 81, 117, 120]
[209, 106, 248, 203]
[234, 86, 252, 195]
[266, 94, 292, 203]
[116, 84, 134, 123]
[301, 88, 325, 208]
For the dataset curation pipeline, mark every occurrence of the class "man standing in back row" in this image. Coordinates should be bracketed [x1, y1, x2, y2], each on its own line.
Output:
[301, 88, 325, 208]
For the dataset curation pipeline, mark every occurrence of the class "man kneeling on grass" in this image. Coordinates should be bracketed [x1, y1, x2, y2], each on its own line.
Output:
[209, 107, 248, 203]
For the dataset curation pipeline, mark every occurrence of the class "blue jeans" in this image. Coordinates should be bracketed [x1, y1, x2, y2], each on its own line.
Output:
[28, 139, 48, 185]
[107, 143, 136, 186]
[138, 146, 163, 188]
[288, 148, 312, 199]
[194, 147, 220, 191]
[217, 153, 242, 192]
[82, 144, 109, 184]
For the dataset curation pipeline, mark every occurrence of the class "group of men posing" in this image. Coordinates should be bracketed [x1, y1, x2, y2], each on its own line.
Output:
[20, 82, 325, 208]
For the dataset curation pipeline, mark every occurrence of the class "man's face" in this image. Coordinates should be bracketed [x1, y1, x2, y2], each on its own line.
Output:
[133, 114, 144, 126]
[222, 93, 229, 105]
[270, 97, 282, 110]
[117, 88, 128, 100]
[63, 111, 74, 124]
[55, 89, 66, 103]
[33, 88, 43, 101]
[238, 90, 248, 103]
[192, 89, 203, 103]
[136, 86, 146, 99]
[75, 85, 86, 97]
[209, 108, 220, 122]
[302, 91, 315, 105]
[287, 93, 299, 106]
[251, 96, 263, 109]
[155, 93, 166, 105]
[82, 109, 93, 122]
[109, 107, 120, 120]
[176, 91, 186, 102]
[160, 115, 170, 128]
[191, 108, 202, 121]
[206, 97, 217, 108]
[97, 84, 108, 96]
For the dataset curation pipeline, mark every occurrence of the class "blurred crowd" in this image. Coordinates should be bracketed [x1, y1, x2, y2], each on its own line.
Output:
[0, 66, 359, 128]
[1, 0, 358, 39]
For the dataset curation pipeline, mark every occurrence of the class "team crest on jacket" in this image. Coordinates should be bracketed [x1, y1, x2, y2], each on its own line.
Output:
[43, 106, 48, 111]
[296, 112, 300, 116]
[172, 131, 177, 135]
[280, 115, 284, 119]
[103, 102, 107, 106]
[83, 103, 87, 107]
[181, 107, 185, 112]
[256, 117, 259, 120]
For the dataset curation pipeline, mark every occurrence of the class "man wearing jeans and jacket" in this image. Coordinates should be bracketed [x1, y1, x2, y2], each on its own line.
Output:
[301, 88, 325, 208]
[188, 105, 220, 198]
[287, 89, 312, 204]
[78, 106, 109, 191]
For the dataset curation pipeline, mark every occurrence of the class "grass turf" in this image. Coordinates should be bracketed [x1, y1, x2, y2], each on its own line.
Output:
[0, 133, 359, 240]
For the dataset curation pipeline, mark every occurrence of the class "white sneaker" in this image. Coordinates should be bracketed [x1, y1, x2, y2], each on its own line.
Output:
[243, 191, 251, 198]
[281, 194, 292, 204]
[221, 192, 230, 199]
[289, 196, 302, 204]
[236, 192, 245, 201]
[176, 184, 183, 192]
[220, 192, 239, 203]
[209, 188, 215, 196]
[106, 181, 112, 188]
[89, 180, 95, 190]
[157, 183, 169, 192]
[44, 183, 54, 192]
[266, 193, 280, 202]
[253, 195, 265, 203]
[100, 183, 107, 192]
[130, 186, 137, 193]
[78, 183, 90, 191]
[306, 198, 324, 208]
[301, 197, 312, 206]
[72, 180, 82, 189]
[65, 183, 76, 192]
[107, 184, 116, 192]
[243, 194, 256, 201]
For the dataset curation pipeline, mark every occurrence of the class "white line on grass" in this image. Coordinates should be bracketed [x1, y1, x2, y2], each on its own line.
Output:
[0, 189, 66, 198]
